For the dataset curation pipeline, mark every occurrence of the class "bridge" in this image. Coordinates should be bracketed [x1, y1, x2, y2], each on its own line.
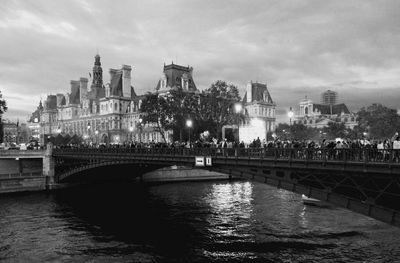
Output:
[1, 145, 400, 227]
[50, 146, 400, 227]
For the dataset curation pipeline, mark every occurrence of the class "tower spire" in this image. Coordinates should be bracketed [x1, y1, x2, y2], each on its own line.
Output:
[91, 53, 103, 96]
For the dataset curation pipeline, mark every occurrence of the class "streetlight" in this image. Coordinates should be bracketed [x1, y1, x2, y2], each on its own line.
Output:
[288, 107, 294, 126]
[186, 119, 193, 145]
[129, 126, 134, 142]
[95, 130, 99, 145]
[138, 118, 143, 143]
[234, 103, 242, 142]
[87, 123, 91, 144]
[234, 103, 242, 114]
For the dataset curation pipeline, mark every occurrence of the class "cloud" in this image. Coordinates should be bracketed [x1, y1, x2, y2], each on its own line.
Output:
[0, 0, 399, 123]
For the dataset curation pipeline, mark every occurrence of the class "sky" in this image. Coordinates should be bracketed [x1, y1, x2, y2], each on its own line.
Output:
[0, 0, 399, 124]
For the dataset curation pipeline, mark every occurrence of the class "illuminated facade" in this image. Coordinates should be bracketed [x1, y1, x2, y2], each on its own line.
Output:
[239, 81, 276, 143]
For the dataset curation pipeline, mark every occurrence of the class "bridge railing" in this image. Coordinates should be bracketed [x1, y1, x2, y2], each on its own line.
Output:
[53, 147, 400, 163]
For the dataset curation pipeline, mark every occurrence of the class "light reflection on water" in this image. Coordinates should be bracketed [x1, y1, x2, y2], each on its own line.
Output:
[206, 182, 253, 235]
[0, 180, 400, 262]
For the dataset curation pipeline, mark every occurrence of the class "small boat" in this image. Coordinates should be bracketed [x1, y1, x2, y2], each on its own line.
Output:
[302, 194, 321, 206]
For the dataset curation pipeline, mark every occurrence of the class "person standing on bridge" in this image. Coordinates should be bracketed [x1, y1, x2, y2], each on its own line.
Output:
[392, 135, 400, 162]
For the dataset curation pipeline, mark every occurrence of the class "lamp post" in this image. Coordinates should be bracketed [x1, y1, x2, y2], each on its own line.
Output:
[95, 130, 99, 145]
[288, 107, 294, 126]
[129, 126, 134, 143]
[87, 123, 91, 145]
[186, 119, 193, 146]
[234, 103, 242, 142]
[138, 118, 143, 143]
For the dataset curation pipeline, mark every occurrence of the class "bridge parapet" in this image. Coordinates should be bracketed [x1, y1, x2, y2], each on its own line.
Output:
[0, 150, 45, 159]
[53, 147, 400, 164]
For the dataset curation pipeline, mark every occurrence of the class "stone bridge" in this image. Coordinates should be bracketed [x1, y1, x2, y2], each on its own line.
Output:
[51, 146, 400, 227]
[1, 145, 400, 227]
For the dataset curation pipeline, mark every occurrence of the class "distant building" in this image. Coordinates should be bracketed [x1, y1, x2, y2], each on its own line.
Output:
[27, 101, 43, 141]
[294, 90, 357, 129]
[2, 121, 18, 144]
[239, 81, 276, 143]
[321, 90, 337, 105]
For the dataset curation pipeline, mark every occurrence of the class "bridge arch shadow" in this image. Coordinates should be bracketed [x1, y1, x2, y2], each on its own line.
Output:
[56, 161, 169, 184]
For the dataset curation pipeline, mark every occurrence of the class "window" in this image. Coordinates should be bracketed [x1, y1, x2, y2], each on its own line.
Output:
[115, 102, 118, 111]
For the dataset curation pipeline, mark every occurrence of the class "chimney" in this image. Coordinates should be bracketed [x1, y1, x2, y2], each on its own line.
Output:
[56, 93, 64, 107]
[109, 68, 118, 80]
[122, 65, 132, 98]
[70, 80, 80, 104]
[246, 81, 253, 103]
[79, 78, 88, 102]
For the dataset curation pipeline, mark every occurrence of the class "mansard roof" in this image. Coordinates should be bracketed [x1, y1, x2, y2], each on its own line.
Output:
[313, 103, 350, 115]
[45, 95, 57, 110]
[130, 87, 137, 99]
[87, 85, 105, 100]
[156, 62, 197, 91]
[110, 70, 123, 97]
[243, 82, 274, 104]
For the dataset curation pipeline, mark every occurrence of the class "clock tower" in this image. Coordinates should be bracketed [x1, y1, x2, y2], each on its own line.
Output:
[91, 54, 103, 92]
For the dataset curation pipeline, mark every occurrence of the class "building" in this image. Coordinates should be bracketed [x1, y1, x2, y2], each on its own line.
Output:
[239, 81, 276, 143]
[2, 120, 19, 144]
[34, 54, 143, 145]
[30, 56, 199, 145]
[321, 90, 337, 105]
[156, 62, 197, 93]
[294, 90, 357, 129]
[27, 101, 43, 141]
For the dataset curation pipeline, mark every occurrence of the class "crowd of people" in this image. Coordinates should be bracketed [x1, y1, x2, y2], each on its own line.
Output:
[59, 131, 400, 150]
[50, 130, 400, 163]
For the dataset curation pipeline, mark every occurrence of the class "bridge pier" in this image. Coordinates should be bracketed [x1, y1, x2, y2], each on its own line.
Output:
[43, 143, 56, 190]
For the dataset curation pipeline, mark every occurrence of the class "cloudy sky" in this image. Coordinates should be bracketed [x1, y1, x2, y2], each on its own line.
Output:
[1, 0, 399, 123]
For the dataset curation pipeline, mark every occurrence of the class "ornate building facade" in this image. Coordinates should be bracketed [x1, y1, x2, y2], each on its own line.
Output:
[293, 90, 357, 129]
[30, 56, 199, 145]
[35, 54, 143, 144]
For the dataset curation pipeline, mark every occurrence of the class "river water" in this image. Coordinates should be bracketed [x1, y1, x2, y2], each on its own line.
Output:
[1, 180, 400, 262]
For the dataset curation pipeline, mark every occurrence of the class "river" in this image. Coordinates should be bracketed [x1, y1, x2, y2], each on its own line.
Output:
[1, 180, 399, 262]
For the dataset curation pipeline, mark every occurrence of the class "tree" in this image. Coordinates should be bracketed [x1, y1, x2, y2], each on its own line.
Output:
[139, 92, 171, 142]
[0, 91, 7, 143]
[164, 87, 199, 141]
[357, 103, 400, 139]
[276, 123, 318, 141]
[139, 81, 243, 142]
[197, 81, 242, 139]
[323, 122, 347, 139]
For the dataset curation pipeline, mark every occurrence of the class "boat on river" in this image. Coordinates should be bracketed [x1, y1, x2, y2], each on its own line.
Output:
[302, 194, 322, 206]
